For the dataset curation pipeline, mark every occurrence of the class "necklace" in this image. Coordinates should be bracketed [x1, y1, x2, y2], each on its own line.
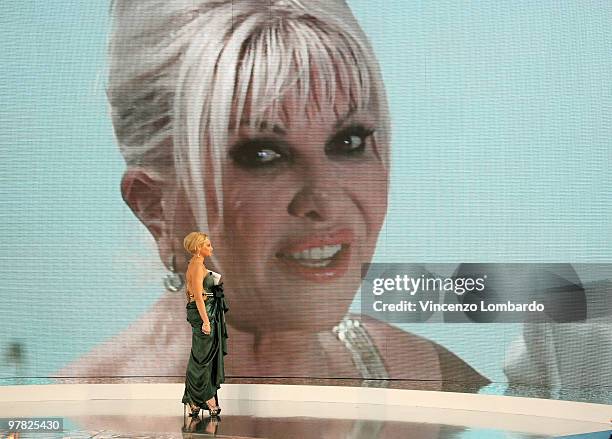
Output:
[332, 315, 389, 386]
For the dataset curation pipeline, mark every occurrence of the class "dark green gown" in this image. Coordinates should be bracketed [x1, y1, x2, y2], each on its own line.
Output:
[182, 271, 229, 408]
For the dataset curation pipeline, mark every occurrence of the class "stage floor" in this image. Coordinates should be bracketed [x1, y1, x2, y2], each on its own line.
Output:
[0, 399, 610, 438]
[0, 382, 610, 439]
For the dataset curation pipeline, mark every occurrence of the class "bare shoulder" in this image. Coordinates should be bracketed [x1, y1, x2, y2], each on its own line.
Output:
[350, 313, 490, 388]
[187, 261, 204, 277]
[53, 295, 192, 379]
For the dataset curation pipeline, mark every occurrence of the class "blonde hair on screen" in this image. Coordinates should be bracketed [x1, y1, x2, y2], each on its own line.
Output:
[183, 231, 209, 256]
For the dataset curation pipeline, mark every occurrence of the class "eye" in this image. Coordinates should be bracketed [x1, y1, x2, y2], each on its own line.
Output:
[326, 125, 375, 157]
[229, 139, 290, 168]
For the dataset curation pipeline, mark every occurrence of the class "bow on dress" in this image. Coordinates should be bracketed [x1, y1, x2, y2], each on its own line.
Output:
[209, 283, 229, 339]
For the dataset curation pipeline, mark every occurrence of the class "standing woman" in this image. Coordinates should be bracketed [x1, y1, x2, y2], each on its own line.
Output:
[182, 232, 229, 418]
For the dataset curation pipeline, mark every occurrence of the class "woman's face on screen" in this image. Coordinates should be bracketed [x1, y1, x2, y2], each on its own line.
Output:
[207, 89, 389, 331]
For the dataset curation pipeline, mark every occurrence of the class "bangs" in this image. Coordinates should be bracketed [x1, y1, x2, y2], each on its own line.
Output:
[231, 16, 375, 132]
[180, 7, 389, 227]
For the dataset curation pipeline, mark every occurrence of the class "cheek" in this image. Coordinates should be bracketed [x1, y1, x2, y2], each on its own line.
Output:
[367, 169, 389, 218]
[222, 180, 290, 246]
[347, 163, 389, 232]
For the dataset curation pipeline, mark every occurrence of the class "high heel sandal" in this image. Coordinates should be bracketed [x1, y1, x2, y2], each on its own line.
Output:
[214, 392, 222, 414]
[184, 402, 201, 418]
[205, 400, 220, 417]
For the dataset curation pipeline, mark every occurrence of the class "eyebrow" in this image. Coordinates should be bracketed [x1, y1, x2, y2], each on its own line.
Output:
[236, 107, 361, 136]
[235, 120, 287, 136]
[334, 107, 358, 130]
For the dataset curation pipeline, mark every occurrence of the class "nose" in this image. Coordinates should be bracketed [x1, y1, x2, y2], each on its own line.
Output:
[287, 181, 345, 223]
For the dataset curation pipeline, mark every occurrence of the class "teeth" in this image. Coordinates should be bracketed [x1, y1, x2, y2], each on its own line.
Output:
[287, 244, 342, 260]
[295, 259, 334, 268]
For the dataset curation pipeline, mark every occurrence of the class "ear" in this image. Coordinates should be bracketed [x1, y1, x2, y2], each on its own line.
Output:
[120, 167, 167, 242]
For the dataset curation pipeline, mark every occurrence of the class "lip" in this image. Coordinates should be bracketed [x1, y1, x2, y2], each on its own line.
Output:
[277, 227, 354, 255]
[275, 227, 354, 282]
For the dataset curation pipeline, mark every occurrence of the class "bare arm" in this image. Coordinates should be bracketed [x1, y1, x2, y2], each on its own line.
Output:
[189, 264, 210, 325]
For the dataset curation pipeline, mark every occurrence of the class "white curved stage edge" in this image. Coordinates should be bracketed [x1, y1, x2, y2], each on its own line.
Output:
[1, 383, 610, 436]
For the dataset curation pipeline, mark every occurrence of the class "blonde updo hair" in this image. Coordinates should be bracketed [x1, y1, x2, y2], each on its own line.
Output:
[183, 231, 209, 256]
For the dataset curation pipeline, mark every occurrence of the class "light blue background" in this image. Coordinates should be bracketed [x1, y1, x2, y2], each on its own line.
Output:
[1, 1, 611, 386]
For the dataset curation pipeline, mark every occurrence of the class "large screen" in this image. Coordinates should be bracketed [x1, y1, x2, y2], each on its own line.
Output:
[1, 0, 610, 404]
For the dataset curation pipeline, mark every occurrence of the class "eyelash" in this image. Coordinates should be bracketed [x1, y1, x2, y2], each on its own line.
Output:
[327, 125, 375, 157]
[229, 125, 376, 168]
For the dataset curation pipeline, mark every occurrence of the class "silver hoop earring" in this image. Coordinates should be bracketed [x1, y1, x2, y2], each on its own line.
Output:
[163, 254, 185, 292]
